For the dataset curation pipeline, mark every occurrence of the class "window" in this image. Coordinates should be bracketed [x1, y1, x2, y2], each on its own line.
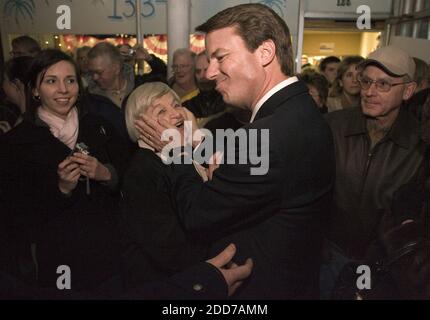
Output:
[400, 21, 414, 37]
[416, 19, 430, 39]
[402, 0, 415, 15]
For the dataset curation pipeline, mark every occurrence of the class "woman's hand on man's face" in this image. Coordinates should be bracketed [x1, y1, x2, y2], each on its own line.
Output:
[135, 113, 174, 152]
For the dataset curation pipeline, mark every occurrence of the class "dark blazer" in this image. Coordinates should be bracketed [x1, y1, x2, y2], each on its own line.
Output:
[0, 262, 227, 300]
[0, 111, 130, 291]
[120, 148, 208, 288]
[169, 80, 335, 299]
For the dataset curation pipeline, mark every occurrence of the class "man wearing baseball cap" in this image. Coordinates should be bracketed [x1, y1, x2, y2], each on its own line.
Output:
[321, 46, 426, 299]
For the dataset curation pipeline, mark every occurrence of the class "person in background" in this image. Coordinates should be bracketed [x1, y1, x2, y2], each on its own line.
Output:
[169, 48, 199, 103]
[0, 56, 34, 134]
[319, 56, 341, 86]
[87, 42, 135, 108]
[184, 51, 235, 128]
[334, 106, 430, 300]
[326, 56, 364, 112]
[299, 69, 330, 114]
[118, 44, 137, 70]
[321, 46, 424, 299]
[75, 46, 92, 88]
[0, 49, 129, 293]
[134, 46, 167, 84]
[10, 36, 41, 58]
[406, 57, 430, 122]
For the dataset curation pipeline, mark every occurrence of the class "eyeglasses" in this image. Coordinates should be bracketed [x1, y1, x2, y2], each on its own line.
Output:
[172, 64, 192, 71]
[89, 69, 106, 77]
[358, 76, 412, 93]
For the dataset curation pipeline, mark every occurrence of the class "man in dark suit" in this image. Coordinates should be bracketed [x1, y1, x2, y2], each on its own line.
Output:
[136, 3, 334, 299]
[0, 244, 252, 299]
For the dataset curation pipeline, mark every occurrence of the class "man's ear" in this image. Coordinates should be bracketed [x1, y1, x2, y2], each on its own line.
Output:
[403, 81, 417, 100]
[259, 39, 276, 67]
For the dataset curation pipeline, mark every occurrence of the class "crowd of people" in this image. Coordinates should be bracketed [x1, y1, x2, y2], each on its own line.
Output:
[1, 3, 430, 300]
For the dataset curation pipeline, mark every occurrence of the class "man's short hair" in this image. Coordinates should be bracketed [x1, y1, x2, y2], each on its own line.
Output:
[196, 3, 294, 77]
[87, 42, 123, 65]
[319, 56, 341, 73]
[11, 36, 41, 56]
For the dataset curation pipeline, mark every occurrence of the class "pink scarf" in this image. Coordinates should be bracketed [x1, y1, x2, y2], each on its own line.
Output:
[38, 107, 79, 150]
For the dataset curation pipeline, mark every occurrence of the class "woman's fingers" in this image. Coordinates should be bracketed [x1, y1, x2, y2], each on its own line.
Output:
[58, 157, 74, 170]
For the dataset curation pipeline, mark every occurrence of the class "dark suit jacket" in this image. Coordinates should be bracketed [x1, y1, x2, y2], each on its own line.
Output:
[0, 262, 227, 300]
[169, 80, 335, 299]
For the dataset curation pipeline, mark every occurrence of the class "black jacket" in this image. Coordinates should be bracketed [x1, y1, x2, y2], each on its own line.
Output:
[120, 148, 208, 288]
[0, 262, 228, 300]
[0, 110, 130, 291]
[325, 107, 426, 259]
[169, 80, 335, 299]
[183, 89, 227, 118]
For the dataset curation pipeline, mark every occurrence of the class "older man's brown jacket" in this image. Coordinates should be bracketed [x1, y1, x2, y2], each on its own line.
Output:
[326, 107, 426, 259]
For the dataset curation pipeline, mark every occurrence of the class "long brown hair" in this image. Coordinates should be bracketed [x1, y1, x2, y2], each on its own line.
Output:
[329, 56, 364, 97]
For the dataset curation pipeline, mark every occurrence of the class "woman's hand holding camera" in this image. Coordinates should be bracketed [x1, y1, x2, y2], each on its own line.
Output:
[69, 153, 111, 182]
[58, 158, 81, 195]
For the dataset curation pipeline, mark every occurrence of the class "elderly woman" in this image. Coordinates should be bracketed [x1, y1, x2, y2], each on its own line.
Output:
[326, 56, 364, 113]
[121, 82, 208, 289]
[0, 49, 129, 292]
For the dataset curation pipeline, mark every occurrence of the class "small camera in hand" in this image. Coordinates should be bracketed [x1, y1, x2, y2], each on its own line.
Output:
[72, 142, 90, 156]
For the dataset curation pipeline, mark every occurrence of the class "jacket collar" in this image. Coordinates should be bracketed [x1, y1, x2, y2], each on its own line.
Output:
[345, 106, 421, 149]
[253, 80, 310, 122]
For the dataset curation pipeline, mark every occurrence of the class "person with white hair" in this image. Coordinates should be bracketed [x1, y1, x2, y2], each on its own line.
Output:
[121, 82, 219, 288]
[169, 48, 199, 103]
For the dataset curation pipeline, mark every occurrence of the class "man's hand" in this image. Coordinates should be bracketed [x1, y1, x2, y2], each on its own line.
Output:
[58, 157, 81, 194]
[207, 244, 253, 296]
[69, 153, 111, 182]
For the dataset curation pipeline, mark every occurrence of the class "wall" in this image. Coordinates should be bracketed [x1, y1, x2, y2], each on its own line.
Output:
[0, 0, 300, 61]
[360, 32, 380, 57]
[303, 32, 362, 57]
[389, 36, 430, 62]
[305, 0, 392, 18]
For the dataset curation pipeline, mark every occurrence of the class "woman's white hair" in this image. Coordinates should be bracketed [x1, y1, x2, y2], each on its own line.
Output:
[125, 82, 180, 142]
